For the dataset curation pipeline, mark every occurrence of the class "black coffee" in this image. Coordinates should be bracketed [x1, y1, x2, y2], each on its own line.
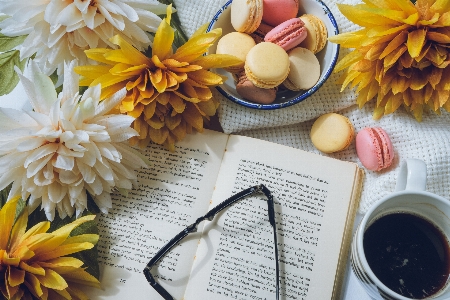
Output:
[363, 213, 450, 299]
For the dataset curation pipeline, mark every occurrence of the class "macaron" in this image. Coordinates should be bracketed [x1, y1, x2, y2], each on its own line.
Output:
[283, 47, 321, 91]
[244, 42, 290, 89]
[299, 14, 328, 54]
[264, 18, 308, 51]
[216, 32, 256, 73]
[262, 0, 299, 27]
[250, 22, 274, 44]
[236, 71, 277, 104]
[310, 113, 355, 153]
[231, 0, 263, 33]
[356, 127, 394, 171]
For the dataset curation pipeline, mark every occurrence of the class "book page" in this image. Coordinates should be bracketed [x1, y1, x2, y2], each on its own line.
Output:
[184, 135, 359, 300]
[85, 130, 228, 299]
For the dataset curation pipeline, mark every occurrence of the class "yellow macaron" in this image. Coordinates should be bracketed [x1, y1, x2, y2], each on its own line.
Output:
[298, 14, 328, 54]
[231, 0, 263, 34]
[244, 42, 290, 89]
[216, 32, 255, 73]
[310, 113, 355, 153]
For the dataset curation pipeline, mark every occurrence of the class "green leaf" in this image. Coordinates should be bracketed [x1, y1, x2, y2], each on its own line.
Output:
[0, 34, 27, 52]
[157, 0, 189, 48]
[0, 50, 27, 96]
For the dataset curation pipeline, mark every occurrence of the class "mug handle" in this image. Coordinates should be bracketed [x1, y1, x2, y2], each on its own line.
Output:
[395, 158, 427, 192]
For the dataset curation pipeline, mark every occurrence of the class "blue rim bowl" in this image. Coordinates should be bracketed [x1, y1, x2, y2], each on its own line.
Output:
[207, 0, 340, 110]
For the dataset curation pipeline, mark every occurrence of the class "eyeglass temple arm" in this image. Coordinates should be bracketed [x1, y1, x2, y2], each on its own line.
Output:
[143, 184, 279, 300]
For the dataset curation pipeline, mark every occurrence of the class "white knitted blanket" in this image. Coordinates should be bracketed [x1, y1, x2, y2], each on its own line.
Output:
[174, 0, 450, 215]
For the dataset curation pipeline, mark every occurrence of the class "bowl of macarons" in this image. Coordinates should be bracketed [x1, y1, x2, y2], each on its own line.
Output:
[208, 0, 339, 109]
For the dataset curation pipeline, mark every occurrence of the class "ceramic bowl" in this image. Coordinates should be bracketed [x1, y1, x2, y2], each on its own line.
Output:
[207, 0, 340, 110]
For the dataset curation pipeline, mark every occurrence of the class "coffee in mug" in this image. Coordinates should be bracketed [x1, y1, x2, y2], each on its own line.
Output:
[363, 212, 450, 299]
[351, 159, 450, 300]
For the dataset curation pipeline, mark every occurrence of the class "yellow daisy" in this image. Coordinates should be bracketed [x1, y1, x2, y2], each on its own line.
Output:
[329, 0, 450, 121]
[75, 5, 242, 150]
[0, 196, 100, 300]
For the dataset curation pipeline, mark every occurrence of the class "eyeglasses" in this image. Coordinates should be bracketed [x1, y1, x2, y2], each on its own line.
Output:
[143, 184, 280, 300]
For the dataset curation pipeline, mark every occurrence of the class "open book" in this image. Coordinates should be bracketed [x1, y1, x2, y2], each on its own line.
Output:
[85, 129, 363, 300]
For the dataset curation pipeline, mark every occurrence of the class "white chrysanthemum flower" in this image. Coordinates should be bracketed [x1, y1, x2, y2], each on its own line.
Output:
[0, 0, 169, 81]
[0, 60, 147, 221]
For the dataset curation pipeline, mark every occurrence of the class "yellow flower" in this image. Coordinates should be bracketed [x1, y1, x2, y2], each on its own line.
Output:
[329, 0, 450, 121]
[75, 5, 242, 151]
[0, 196, 100, 300]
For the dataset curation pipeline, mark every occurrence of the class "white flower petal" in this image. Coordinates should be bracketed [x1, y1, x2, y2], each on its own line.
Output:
[16, 137, 47, 152]
[0, 152, 28, 170]
[53, 153, 75, 170]
[112, 0, 139, 22]
[0, 168, 21, 191]
[56, 3, 83, 27]
[48, 181, 67, 203]
[26, 111, 53, 128]
[87, 176, 103, 195]
[94, 87, 126, 117]
[77, 161, 96, 183]
[98, 143, 121, 162]
[33, 169, 53, 186]
[76, 26, 99, 48]
[69, 181, 84, 200]
[27, 154, 53, 178]
[29, 61, 58, 113]
[24, 143, 58, 168]
[94, 114, 135, 133]
[93, 191, 112, 213]
[94, 160, 114, 182]
[0, 107, 38, 129]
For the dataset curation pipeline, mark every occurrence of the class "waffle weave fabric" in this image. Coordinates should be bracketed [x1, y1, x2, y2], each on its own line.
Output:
[174, 0, 450, 213]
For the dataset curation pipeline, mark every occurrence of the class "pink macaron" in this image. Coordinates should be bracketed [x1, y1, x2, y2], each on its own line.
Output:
[264, 18, 308, 51]
[356, 127, 394, 171]
[262, 0, 299, 27]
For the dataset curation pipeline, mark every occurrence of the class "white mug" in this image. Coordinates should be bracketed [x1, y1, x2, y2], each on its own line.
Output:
[351, 159, 450, 300]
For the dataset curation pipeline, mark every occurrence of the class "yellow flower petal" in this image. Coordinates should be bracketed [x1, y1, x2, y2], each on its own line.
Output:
[337, 4, 403, 27]
[379, 31, 408, 59]
[74, 65, 113, 80]
[182, 103, 203, 131]
[165, 114, 182, 130]
[19, 262, 45, 276]
[171, 30, 221, 63]
[62, 234, 99, 246]
[153, 5, 174, 60]
[9, 207, 28, 254]
[430, 0, 450, 13]
[84, 48, 116, 65]
[0, 196, 20, 249]
[407, 29, 427, 58]
[109, 35, 152, 66]
[33, 215, 95, 256]
[334, 50, 364, 73]
[149, 126, 169, 144]
[427, 31, 450, 44]
[196, 99, 218, 117]
[188, 69, 224, 86]
[8, 267, 25, 287]
[35, 269, 68, 290]
[61, 269, 100, 288]
[33, 242, 95, 262]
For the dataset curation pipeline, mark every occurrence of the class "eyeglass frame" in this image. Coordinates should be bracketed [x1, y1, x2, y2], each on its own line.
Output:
[143, 184, 280, 300]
